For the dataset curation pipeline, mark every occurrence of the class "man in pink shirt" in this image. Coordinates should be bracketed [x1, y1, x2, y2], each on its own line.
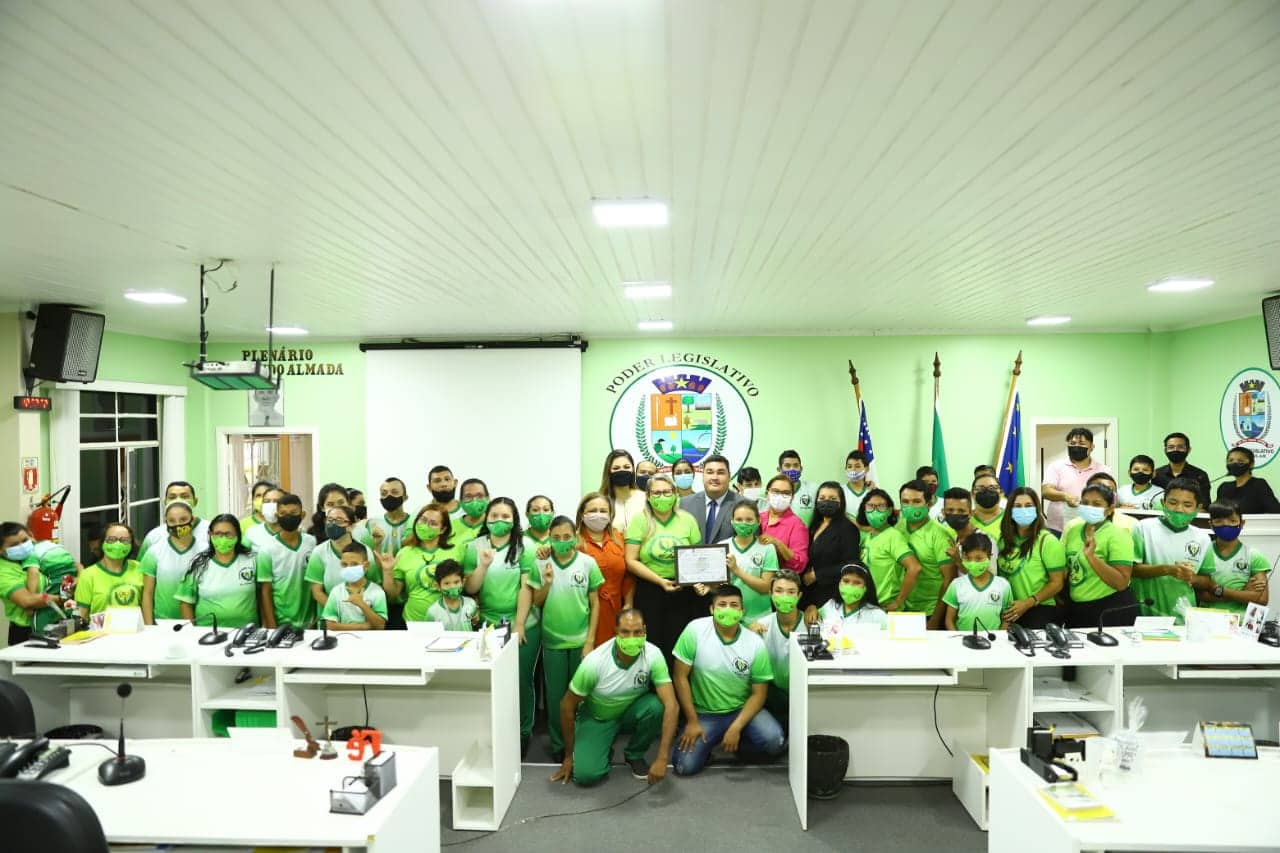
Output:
[1041, 427, 1112, 534]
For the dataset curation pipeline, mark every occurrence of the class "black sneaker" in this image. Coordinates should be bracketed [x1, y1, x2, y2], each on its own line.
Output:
[551, 749, 565, 764]
[520, 735, 530, 760]
[628, 757, 650, 779]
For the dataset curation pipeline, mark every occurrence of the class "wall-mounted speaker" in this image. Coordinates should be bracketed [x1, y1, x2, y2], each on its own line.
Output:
[29, 305, 106, 383]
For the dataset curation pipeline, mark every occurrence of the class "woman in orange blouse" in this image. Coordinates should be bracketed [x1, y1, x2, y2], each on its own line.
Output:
[576, 491, 633, 645]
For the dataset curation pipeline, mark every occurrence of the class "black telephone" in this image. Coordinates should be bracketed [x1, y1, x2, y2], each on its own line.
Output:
[1008, 623, 1035, 655]
[1043, 623, 1072, 659]
[267, 624, 303, 648]
[0, 737, 50, 778]
[1259, 620, 1280, 648]
[231, 623, 261, 647]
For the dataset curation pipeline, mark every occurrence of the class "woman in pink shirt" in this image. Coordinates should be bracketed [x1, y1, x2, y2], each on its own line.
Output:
[760, 473, 810, 572]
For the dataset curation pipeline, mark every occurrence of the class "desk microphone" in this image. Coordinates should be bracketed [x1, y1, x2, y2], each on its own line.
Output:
[1087, 597, 1155, 646]
[198, 614, 227, 645]
[98, 683, 145, 786]
[963, 617, 996, 650]
[311, 619, 337, 651]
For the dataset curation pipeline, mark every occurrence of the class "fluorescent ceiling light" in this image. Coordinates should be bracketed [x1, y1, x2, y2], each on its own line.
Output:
[1146, 277, 1214, 294]
[637, 320, 673, 332]
[1026, 315, 1071, 326]
[593, 199, 668, 228]
[623, 282, 672, 300]
[266, 325, 308, 336]
[124, 290, 186, 305]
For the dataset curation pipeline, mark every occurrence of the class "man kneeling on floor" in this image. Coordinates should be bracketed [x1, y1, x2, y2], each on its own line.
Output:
[551, 607, 679, 785]
[672, 584, 785, 776]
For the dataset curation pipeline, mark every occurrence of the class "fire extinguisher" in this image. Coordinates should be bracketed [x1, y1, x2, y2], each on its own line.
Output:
[28, 484, 71, 543]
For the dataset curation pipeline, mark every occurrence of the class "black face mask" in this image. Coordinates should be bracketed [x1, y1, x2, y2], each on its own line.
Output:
[380, 495, 405, 512]
[353, 505, 368, 521]
[635, 475, 651, 491]
[1130, 472, 1152, 485]
[277, 514, 303, 532]
[923, 487, 937, 503]
[1067, 446, 1089, 462]
[1165, 450, 1188, 465]
[974, 490, 1000, 509]
[1227, 461, 1250, 477]
[431, 488, 456, 503]
[610, 470, 635, 489]
[815, 500, 841, 517]
[944, 513, 969, 531]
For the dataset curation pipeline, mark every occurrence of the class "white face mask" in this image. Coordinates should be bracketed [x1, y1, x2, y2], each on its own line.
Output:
[261, 501, 279, 523]
[768, 493, 792, 512]
[741, 487, 763, 501]
[583, 512, 611, 532]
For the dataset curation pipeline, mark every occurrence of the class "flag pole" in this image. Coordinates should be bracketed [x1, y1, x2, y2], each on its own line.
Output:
[848, 359, 862, 410]
[993, 351, 1023, 467]
[933, 352, 941, 402]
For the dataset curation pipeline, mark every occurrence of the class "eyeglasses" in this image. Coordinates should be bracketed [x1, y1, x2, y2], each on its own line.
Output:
[103, 536, 131, 544]
[864, 504, 890, 511]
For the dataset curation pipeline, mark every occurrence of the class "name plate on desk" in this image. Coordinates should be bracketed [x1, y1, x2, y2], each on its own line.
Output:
[887, 612, 926, 640]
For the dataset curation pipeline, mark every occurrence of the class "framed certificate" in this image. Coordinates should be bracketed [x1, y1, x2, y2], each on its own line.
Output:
[675, 544, 729, 586]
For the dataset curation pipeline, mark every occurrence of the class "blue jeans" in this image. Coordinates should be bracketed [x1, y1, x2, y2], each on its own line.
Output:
[671, 708, 786, 776]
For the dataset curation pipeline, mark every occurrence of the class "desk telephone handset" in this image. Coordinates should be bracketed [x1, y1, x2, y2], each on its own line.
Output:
[267, 624, 304, 648]
[1007, 623, 1035, 655]
[0, 737, 50, 778]
[1043, 623, 1072, 658]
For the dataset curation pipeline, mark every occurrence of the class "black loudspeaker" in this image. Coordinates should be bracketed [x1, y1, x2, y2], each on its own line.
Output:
[1263, 296, 1280, 370]
[29, 306, 105, 383]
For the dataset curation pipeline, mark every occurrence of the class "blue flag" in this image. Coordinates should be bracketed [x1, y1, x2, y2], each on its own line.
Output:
[997, 393, 1025, 495]
[857, 399, 878, 485]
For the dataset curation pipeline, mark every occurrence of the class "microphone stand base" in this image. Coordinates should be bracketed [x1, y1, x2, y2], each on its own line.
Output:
[311, 637, 338, 651]
[962, 635, 991, 650]
[98, 755, 146, 786]
[1086, 631, 1119, 647]
[199, 631, 228, 646]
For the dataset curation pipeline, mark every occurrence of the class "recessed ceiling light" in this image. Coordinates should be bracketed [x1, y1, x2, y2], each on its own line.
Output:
[124, 290, 186, 305]
[265, 325, 308, 336]
[623, 282, 672, 300]
[1026, 315, 1071, 326]
[593, 199, 668, 228]
[1146, 277, 1214, 294]
[637, 320, 673, 332]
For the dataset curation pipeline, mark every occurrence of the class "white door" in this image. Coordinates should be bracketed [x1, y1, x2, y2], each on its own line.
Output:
[1030, 419, 1117, 486]
[216, 429, 318, 516]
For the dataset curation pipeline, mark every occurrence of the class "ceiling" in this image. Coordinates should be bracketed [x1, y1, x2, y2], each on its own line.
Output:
[1, 0, 1279, 342]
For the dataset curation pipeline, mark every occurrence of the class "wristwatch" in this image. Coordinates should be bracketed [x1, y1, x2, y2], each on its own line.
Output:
[1213, 585, 1224, 599]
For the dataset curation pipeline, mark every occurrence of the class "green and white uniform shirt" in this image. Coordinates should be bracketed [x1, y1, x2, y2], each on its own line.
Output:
[462, 536, 539, 626]
[139, 539, 201, 620]
[1117, 483, 1165, 510]
[425, 596, 478, 630]
[760, 480, 818, 526]
[0, 556, 36, 628]
[997, 530, 1066, 606]
[75, 560, 145, 615]
[368, 514, 411, 556]
[897, 517, 953, 614]
[570, 638, 671, 721]
[175, 551, 267, 628]
[139, 518, 209, 560]
[1063, 520, 1134, 604]
[451, 516, 485, 549]
[841, 483, 871, 520]
[1132, 517, 1214, 622]
[672, 616, 773, 715]
[304, 540, 377, 597]
[752, 612, 801, 691]
[942, 573, 1012, 632]
[1207, 542, 1270, 613]
[253, 530, 318, 628]
[321, 581, 388, 625]
[624, 511, 702, 580]
[395, 543, 464, 622]
[860, 525, 913, 604]
[31, 540, 77, 632]
[540, 551, 604, 650]
[817, 599, 888, 633]
[719, 536, 778, 622]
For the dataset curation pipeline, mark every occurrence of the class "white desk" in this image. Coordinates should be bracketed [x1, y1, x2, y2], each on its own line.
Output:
[0, 627, 519, 830]
[43, 738, 438, 852]
[988, 745, 1280, 852]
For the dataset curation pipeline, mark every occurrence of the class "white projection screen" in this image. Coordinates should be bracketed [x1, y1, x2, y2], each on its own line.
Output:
[364, 347, 583, 520]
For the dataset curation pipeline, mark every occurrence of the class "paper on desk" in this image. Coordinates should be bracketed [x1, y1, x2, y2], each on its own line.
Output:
[1034, 677, 1087, 701]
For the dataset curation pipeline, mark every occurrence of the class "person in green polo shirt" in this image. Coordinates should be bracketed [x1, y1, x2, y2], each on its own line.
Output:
[1201, 502, 1270, 612]
[855, 489, 922, 611]
[76, 521, 144, 618]
[721, 502, 778, 622]
[537, 516, 605, 763]
[176, 514, 268, 628]
[1062, 483, 1137, 629]
[997, 488, 1066, 630]
[0, 521, 64, 645]
[748, 571, 804, 722]
[624, 475, 703, 660]
[970, 473, 1005, 549]
[1131, 478, 1215, 622]
[141, 500, 201, 623]
[776, 450, 818, 525]
[451, 479, 491, 549]
[944, 533, 1013, 631]
[897, 479, 953, 625]
[320, 543, 388, 630]
[396, 504, 463, 622]
[426, 560, 479, 629]
[550, 608, 678, 786]
[253, 493, 319, 629]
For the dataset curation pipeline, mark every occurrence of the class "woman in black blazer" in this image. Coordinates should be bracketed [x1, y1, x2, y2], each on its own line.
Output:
[801, 481, 861, 609]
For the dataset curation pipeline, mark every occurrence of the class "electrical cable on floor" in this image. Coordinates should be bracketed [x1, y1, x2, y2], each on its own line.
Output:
[441, 783, 656, 847]
[933, 685, 953, 758]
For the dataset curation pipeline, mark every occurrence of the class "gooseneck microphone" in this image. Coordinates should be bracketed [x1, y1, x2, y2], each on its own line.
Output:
[311, 619, 337, 651]
[1087, 598, 1155, 646]
[199, 613, 227, 645]
[98, 683, 146, 786]
[962, 617, 996, 650]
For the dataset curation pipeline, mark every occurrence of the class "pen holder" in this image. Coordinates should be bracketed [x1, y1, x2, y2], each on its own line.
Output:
[329, 778, 377, 815]
[365, 751, 397, 799]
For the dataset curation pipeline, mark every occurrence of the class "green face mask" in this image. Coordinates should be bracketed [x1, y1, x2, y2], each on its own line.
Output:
[461, 498, 488, 518]
[1162, 505, 1196, 530]
[616, 635, 646, 656]
[441, 586, 463, 599]
[210, 535, 237, 555]
[649, 494, 677, 514]
[963, 559, 988, 576]
[732, 521, 759, 538]
[772, 593, 799, 613]
[866, 509, 891, 529]
[527, 512, 553, 531]
[550, 538, 577, 556]
[712, 606, 744, 627]
[838, 584, 866, 604]
[102, 541, 131, 561]
[900, 504, 929, 524]
[415, 522, 440, 541]
[487, 520, 514, 537]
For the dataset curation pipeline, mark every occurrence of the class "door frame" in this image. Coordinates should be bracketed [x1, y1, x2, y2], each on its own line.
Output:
[215, 427, 320, 516]
[1025, 417, 1119, 484]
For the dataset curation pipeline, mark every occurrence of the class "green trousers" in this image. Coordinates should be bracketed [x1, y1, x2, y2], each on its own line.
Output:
[572, 692, 664, 785]
[543, 645, 583, 753]
[519, 620, 542, 739]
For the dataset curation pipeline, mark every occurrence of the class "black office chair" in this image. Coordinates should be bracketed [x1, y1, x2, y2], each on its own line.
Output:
[0, 679, 36, 738]
[0, 780, 109, 853]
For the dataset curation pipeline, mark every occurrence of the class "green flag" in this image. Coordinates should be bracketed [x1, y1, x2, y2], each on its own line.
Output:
[932, 398, 950, 492]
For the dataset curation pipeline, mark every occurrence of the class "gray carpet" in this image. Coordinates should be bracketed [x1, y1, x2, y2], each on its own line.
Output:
[439, 764, 986, 852]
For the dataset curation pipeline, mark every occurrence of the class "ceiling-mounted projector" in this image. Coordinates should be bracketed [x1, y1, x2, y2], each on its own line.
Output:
[189, 360, 275, 390]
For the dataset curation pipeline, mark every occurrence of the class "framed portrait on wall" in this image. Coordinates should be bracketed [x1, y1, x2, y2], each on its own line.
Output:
[248, 385, 284, 427]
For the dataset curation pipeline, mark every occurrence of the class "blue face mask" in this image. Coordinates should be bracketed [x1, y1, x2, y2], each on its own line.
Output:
[4, 541, 34, 563]
[782, 469, 802, 482]
[1214, 525, 1242, 543]
[340, 565, 365, 583]
[674, 474, 695, 490]
[1010, 506, 1038, 527]
[1077, 505, 1107, 525]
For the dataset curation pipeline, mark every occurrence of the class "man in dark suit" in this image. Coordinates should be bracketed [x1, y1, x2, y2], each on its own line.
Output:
[679, 455, 741, 544]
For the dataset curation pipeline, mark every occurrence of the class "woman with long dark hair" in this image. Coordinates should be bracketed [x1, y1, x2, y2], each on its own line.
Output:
[176, 513, 264, 628]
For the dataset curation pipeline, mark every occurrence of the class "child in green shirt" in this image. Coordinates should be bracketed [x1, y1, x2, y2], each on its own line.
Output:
[1201, 502, 1270, 613]
[321, 543, 388, 630]
[944, 532, 1013, 632]
[425, 560, 478, 629]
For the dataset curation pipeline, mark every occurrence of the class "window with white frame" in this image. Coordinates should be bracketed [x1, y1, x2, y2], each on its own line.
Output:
[78, 391, 161, 559]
